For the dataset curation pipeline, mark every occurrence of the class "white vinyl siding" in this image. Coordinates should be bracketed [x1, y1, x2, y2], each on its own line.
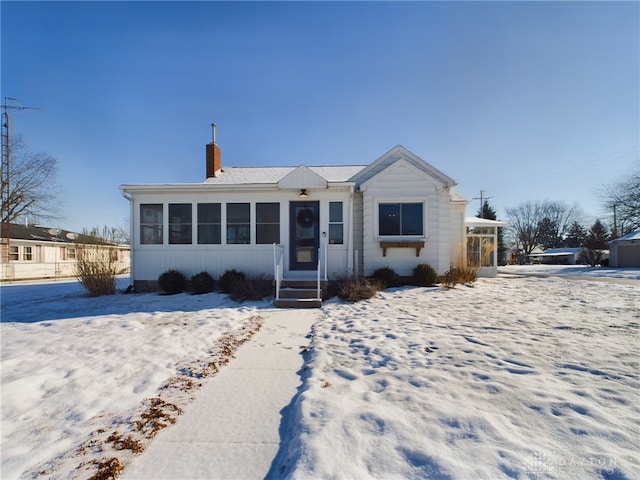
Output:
[361, 160, 452, 276]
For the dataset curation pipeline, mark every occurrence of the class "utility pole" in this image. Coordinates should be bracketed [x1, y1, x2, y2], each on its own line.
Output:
[1, 97, 40, 276]
[472, 190, 492, 218]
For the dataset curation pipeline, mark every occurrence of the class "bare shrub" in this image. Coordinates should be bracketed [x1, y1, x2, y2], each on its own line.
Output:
[453, 262, 480, 284]
[333, 276, 380, 302]
[75, 228, 122, 297]
[439, 270, 458, 289]
[441, 251, 485, 288]
[229, 274, 272, 302]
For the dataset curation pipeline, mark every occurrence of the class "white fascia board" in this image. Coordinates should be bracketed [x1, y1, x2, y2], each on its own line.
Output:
[119, 183, 277, 195]
[326, 182, 356, 191]
[465, 217, 509, 227]
[359, 157, 449, 192]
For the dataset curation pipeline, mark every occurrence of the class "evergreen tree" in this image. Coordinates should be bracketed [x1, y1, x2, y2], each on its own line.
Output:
[477, 200, 497, 220]
[564, 221, 587, 248]
[537, 217, 563, 250]
[580, 219, 610, 266]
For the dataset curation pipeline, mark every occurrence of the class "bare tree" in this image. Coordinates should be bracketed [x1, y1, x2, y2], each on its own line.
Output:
[505, 200, 583, 255]
[1, 134, 60, 224]
[505, 201, 545, 256]
[600, 170, 640, 237]
[84, 225, 128, 245]
[541, 200, 583, 243]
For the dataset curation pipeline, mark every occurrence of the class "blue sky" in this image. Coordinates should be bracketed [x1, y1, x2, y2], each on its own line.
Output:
[2, 1, 638, 233]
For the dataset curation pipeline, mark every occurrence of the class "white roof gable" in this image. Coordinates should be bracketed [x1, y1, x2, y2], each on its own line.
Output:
[352, 145, 457, 189]
[278, 165, 328, 189]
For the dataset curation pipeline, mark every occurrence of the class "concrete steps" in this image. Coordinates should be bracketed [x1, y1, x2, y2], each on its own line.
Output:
[273, 279, 327, 308]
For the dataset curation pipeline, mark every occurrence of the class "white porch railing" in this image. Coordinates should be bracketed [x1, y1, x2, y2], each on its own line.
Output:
[273, 243, 284, 301]
[273, 240, 327, 302]
[316, 240, 328, 300]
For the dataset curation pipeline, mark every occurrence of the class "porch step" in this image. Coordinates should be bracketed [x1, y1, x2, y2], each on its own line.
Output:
[274, 298, 323, 309]
[278, 287, 316, 299]
[280, 279, 328, 290]
[274, 279, 328, 309]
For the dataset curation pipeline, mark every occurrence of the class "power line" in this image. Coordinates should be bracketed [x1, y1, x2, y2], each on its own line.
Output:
[484, 136, 639, 199]
[472, 190, 492, 218]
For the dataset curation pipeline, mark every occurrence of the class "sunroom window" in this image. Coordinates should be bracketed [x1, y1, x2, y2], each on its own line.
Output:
[198, 203, 221, 244]
[256, 203, 280, 244]
[140, 204, 163, 244]
[169, 204, 192, 244]
[227, 203, 250, 244]
[378, 202, 423, 236]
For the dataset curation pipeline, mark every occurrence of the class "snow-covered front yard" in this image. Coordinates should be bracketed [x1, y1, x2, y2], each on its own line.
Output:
[1, 267, 639, 479]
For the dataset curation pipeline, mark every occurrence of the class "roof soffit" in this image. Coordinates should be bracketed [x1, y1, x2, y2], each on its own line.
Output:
[277, 165, 328, 190]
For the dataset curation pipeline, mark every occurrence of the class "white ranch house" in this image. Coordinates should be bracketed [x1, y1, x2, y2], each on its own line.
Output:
[120, 137, 501, 302]
[1, 223, 130, 282]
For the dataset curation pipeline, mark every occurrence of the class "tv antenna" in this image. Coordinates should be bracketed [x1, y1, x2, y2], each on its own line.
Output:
[1, 97, 41, 271]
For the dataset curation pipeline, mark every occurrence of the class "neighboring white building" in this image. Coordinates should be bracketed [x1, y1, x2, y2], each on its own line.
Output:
[1, 223, 130, 281]
[608, 229, 640, 268]
[528, 247, 586, 265]
[120, 139, 474, 293]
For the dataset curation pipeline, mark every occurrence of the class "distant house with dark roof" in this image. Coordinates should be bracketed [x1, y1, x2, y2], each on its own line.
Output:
[1, 223, 130, 281]
[608, 229, 640, 268]
[121, 134, 499, 303]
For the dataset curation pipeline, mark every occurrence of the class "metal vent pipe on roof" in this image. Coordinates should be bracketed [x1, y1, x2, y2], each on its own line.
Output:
[211, 123, 217, 144]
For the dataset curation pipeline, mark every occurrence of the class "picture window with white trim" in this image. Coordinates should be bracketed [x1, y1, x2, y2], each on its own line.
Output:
[378, 202, 423, 236]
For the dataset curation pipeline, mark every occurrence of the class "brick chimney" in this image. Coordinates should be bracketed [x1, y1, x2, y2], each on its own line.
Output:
[206, 123, 221, 178]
